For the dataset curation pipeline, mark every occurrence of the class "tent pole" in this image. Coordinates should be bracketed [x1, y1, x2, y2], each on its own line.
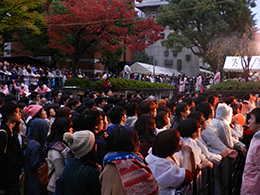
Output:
[153, 43, 155, 82]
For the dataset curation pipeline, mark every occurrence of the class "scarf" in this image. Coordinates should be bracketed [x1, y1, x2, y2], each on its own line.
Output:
[104, 152, 159, 195]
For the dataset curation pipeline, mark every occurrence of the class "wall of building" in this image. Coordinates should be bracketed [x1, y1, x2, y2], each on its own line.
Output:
[145, 27, 200, 76]
[136, 0, 200, 76]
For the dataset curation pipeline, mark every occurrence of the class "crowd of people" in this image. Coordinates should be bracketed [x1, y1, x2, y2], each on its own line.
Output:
[0, 83, 259, 195]
[128, 69, 221, 94]
[0, 60, 224, 97]
[0, 61, 88, 93]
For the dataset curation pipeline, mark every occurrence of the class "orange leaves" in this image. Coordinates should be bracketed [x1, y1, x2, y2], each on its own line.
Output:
[44, 0, 164, 56]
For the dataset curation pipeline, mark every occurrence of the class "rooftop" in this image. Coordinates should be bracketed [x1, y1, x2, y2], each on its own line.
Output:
[136, 0, 168, 9]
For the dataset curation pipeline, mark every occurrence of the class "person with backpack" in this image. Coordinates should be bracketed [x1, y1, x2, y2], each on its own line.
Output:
[24, 118, 49, 195]
[46, 118, 72, 195]
[0, 102, 24, 195]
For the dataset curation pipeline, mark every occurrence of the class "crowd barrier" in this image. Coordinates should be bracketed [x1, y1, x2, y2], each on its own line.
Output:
[175, 139, 249, 195]
[175, 151, 246, 195]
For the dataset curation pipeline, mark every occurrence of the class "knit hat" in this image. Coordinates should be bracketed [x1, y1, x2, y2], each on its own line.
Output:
[23, 105, 42, 118]
[63, 130, 95, 158]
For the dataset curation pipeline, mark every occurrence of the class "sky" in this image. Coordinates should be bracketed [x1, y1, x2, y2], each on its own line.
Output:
[252, 0, 260, 29]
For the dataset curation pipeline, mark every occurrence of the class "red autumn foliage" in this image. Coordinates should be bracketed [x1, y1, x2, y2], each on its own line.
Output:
[45, 0, 165, 59]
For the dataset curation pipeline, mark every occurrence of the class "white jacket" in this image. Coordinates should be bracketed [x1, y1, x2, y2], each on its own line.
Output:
[211, 103, 245, 150]
[201, 120, 226, 155]
[155, 127, 167, 135]
[195, 137, 222, 165]
[47, 144, 70, 192]
[181, 137, 205, 168]
[145, 151, 186, 195]
[232, 124, 243, 140]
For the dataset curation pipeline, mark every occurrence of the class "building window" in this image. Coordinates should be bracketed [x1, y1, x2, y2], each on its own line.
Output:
[172, 51, 178, 57]
[164, 59, 173, 66]
[151, 11, 156, 20]
[160, 33, 165, 39]
[186, 54, 191, 61]
[177, 59, 182, 70]
[164, 50, 169, 57]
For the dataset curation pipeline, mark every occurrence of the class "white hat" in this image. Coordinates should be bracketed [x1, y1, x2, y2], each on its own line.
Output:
[63, 130, 95, 158]
[148, 95, 155, 101]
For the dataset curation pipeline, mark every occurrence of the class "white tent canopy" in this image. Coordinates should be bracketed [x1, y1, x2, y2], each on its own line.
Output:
[129, 62, 179, 75]
[223, 56, 260, 72]
[199, 68, 214, 75]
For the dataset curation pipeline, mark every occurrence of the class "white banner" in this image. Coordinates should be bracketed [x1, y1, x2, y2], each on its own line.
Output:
[223, 56, 260, 72]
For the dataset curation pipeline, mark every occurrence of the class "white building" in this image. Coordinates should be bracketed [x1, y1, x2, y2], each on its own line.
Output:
[136, 0, 200, 76]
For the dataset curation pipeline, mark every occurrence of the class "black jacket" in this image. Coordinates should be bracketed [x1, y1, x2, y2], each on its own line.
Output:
[0, 122, 24, 190]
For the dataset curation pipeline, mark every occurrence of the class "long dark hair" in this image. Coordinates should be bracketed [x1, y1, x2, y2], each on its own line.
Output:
[76, 109, 102, 132]
[56, 107, 71, 118]
[156, 111, 169, 129]
[105, 126, 139, 153]
[134, 114, 155, 142]
[47, 117, 73, 143]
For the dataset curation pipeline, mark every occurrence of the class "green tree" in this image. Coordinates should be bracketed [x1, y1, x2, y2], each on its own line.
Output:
[17, 27, 67, 67]
[134, 50, 156, 65]
[44, 0, 165, 76]
[157, 0, 256, 70]
[100, 44, 126, 68]
[0, 0, 46, 54]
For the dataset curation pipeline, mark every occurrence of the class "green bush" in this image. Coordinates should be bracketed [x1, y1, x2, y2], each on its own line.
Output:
[208, 80, 260, 91]
[93, 78, 174, 89]
[64, 77, 91, 88]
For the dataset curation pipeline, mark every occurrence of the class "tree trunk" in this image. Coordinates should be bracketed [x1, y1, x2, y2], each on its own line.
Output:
[72, 58, 79, 77]
[244, 69, 249, 82]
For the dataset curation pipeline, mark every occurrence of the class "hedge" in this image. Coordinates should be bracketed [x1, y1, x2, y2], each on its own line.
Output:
[64, 77, 91, 88]
[93, 78, 175, 89]
[208, 80, 260, 91]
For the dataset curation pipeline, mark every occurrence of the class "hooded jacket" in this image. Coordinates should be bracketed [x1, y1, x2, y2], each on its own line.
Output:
[195, 136, 222, 165]
[201, 120, 226, 155]
[124, 115, 137, 127]
[211, 103, 245, 150]
[241, 130, 260, 195]
[24, 118, 49, 195]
